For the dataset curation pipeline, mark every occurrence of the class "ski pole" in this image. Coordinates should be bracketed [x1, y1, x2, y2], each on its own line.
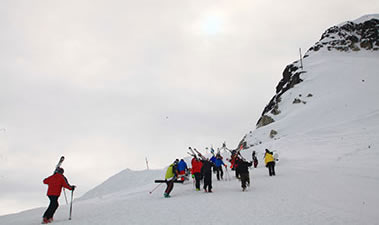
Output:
[149, 182, 164, 194]
[63, 189, 68, 205]
[69, 189, 74, 220]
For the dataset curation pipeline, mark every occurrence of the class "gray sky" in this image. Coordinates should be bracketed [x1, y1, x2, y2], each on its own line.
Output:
[1, 0, 378, 215]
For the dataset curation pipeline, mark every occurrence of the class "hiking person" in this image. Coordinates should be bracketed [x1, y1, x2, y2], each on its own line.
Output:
[233, 156, 241, 179]
[42, 167, 75, 224]
[252, 151, 258, 168]
[164, 159, 179, 198]
[201, 159, 214, 192]
[229, 150, 242, 179]
[236, 159, 253, 191]
[191, 156, 203, 191]
[264, 149, 276, 176]
[177, 159, 188, 181]
[210, 154, 217, 173]
[214, 154, 226, 180]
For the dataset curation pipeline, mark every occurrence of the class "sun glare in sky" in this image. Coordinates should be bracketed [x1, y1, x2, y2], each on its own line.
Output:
[192, 12, 227, 36]
[202, 14, 224, 35]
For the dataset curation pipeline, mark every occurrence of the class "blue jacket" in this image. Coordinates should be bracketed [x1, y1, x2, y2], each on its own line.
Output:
[215, 158, 225, 167]
[177, 160, 188, 172]
[210, 156, 217, 163]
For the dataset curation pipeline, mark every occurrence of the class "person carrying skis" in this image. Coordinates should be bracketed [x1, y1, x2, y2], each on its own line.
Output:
[164, 159, 179, 198]
[214, 154, 226, 180]
[236, 159, 253, 191]
[191, 156, 203, 191]
[264, 149, 276, 176]
[210, 154, 217, 173]
[252, 151, 258, 168]
[201, 158, 214, 192]
[177, 159, 188, 181]
[42, 167, 75, 224]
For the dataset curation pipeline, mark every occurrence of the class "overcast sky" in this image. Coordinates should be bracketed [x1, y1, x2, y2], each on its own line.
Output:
[1, 0, 378, 216]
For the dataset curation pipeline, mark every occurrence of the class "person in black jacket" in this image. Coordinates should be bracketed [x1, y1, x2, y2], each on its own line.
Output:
[201, 159, 214, 192]
[252, 151, 258, 168]
[236, 159, 253, 191]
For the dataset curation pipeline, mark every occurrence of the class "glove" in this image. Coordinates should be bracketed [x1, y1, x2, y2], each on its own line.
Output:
[71, 185, 76, 191]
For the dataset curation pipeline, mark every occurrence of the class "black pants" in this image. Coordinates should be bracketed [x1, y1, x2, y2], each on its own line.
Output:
[43, 195, 59, 220]
[194, 173, 202, 189]
[267, 162, 276, 176]
[164, 179, 175, 195]
[203, 173, 212, 191]
[235, 168, 240, 179]
[240, 173, 250, 188]
[216, 166, 223, 180]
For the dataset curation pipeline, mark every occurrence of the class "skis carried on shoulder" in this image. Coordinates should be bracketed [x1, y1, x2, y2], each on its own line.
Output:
[188, 147, 200, 160]
[190, 147, 207, 160]
[54, 156, 65, 173]
[187, 151, 196, 158]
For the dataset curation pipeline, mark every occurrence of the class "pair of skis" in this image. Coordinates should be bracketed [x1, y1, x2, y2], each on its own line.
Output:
[188, 147, 207, 160]
[54, 156, 65, 173]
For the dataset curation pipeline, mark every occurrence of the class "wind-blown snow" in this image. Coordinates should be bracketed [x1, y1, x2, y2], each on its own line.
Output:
[1, 16, 379, 225]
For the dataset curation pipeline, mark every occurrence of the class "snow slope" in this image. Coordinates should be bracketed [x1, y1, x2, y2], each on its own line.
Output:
[1, 15, 379, 225]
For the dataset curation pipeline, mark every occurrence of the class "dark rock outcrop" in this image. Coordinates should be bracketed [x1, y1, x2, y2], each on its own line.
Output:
[256, 16, 379, 128]
[308, 18, 379, 52]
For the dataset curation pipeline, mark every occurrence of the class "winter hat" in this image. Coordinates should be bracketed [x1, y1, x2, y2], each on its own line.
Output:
[56, 167, 64, 174]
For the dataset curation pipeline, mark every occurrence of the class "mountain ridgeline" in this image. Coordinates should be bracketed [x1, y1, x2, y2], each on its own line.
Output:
[256, 15, 379, 129]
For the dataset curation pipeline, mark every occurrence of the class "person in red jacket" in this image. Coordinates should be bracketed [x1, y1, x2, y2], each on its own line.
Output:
[191, 156, 203, 191]
[42, 167, 75, 224]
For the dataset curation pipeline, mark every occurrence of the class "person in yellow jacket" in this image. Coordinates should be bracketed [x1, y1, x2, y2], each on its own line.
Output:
[264, 149, 276, 176]
[164, 159, 179, 198]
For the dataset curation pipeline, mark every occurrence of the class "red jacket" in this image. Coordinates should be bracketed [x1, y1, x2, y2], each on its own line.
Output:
[43, 173, 72, 196]
[191, 158, 203, 174]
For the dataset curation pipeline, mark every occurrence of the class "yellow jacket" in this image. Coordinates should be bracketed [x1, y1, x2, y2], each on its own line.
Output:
[165, 164, 176, 179]
[264, 153, 274, 165]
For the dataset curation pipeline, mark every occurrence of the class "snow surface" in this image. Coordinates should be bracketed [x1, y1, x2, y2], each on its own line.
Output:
[338, 14, 379, 26]
[1, 18, 379, 225]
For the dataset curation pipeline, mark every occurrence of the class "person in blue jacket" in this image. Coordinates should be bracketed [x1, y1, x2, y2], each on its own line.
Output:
[177, 159, 188, 181]
[210, 154, 217, 173]
[214, 154, 226, 180]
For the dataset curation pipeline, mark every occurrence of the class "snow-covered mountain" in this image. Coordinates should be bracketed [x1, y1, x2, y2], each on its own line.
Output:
[1, 14, 379, 225]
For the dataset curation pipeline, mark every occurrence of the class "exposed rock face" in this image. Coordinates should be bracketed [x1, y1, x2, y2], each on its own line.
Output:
[256, 64, 305, 127]
[270, 129, 278, 138]
[309, 18, 379, 52]
[256, 115, 275, 128]
[256, 16, 379, 128]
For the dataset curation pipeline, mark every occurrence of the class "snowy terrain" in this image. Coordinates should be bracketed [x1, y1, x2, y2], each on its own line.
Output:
[1, 15, 379, 225]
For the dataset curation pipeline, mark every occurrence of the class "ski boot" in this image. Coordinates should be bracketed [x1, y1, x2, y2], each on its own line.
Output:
[164, 193, 170, 198]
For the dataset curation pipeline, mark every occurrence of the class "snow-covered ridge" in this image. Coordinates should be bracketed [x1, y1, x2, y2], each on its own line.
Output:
[79, 168, 163, 200]
[255, 14, 379, 130]
[339, 14, 379, 26]
[309, 14, 379, 52]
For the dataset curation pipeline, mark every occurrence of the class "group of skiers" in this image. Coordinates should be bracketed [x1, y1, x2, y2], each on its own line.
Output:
[162, 148, 277, 197]
[40, 148, 277, 223]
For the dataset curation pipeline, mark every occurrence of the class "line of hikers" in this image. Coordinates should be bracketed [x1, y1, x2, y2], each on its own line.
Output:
[163, 148, 277, 197]
[40, 148, 278, 223]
